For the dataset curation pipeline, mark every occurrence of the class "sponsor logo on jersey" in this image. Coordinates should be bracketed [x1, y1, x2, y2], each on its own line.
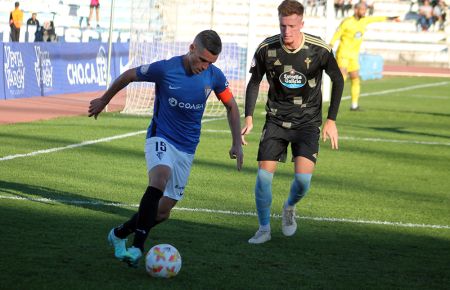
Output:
[279, 69, 306, 89]
[354, 31, 363, 39]
[168, 97, 204, 110]
[169, 85, 181, 89]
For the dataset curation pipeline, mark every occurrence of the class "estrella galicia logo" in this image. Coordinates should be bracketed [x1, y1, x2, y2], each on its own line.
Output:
[279, 69, 306, 89]
[169, 97, 178, 106]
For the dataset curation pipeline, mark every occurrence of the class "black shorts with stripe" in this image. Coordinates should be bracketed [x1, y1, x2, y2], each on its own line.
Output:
[257, 122, 320, 163]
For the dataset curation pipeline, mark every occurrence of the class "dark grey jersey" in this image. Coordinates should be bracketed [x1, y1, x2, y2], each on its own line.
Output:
[247, 33, 343, 128]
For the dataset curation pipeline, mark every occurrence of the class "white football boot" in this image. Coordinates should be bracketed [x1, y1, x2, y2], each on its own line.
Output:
[282, 203, 297, 236]
[248, 229, 271, 244]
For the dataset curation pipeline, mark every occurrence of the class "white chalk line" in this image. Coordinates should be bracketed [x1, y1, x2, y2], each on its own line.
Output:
[202, 129, 450, 146]
[340, 80, 450, 101]
[0, 194, 448, 230]
[0, 117, 224, 162]
[2, 82, 449, 162]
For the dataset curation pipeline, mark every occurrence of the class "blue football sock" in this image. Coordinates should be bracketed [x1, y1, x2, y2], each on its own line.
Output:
[287, 173, 312, 207]
[255, 169, 274, 227]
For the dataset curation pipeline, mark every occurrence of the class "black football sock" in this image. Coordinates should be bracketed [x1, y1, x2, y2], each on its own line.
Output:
[114, 213, 138, 239]
[132, 186, 163, 251]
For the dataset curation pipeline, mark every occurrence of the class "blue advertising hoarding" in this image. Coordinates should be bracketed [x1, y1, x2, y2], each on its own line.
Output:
[1, 42, 129, 100]
[0, 43, 4, 100]
[0, 41, 242, 100]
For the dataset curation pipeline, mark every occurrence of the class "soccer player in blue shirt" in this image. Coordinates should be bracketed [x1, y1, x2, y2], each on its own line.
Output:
[88, 30, 243, 267]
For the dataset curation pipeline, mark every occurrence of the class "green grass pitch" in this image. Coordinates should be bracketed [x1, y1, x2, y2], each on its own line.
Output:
[0, 76, 449, 289]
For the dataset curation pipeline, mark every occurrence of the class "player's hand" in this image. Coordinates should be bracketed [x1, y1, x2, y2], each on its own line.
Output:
[229, 144, 243, 171]
[88, 97, 108, 119]
[322, 119, 338, 150]
[240, 116, 254, 145]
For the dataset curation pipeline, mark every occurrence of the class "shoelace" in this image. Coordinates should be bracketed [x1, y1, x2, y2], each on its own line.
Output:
[284, 209, 294, 226]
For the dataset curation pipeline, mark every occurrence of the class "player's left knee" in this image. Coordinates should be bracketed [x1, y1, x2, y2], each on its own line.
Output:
[293, 173, 312, 198]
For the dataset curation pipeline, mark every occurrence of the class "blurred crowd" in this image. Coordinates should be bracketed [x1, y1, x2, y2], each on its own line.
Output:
[8, 0, 101, 42]
[411, 0, 447, 31]
[302, 0, 375, 18]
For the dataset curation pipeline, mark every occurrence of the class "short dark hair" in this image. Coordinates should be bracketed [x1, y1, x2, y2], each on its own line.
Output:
[354, 2, 367, 9]
[194, 30, 222, 55]
[15, 2, 20, 7]
[278, 0, 304, 17]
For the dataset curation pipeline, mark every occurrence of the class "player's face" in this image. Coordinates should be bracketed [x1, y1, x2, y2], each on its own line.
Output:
[279, 14, 304, 49]
[187, 44, 218, 74]
[355, 5, 367, 18]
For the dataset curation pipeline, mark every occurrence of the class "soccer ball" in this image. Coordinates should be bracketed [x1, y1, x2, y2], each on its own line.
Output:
[145, 244, 182, 278]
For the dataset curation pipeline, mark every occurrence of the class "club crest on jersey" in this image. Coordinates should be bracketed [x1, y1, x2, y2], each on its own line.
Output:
[140, 64, 150, 74]
[204, 85, 212, 97]
[279, 69, 306, 89]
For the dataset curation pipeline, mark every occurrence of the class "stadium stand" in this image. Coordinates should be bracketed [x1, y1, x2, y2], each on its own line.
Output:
[0, 0, 448, 68]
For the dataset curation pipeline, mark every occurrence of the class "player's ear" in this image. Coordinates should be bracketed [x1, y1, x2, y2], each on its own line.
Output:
[189, 43, 195, 55]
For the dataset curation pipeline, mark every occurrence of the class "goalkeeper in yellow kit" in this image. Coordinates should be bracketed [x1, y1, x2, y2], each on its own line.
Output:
[330, 2, 399, 111]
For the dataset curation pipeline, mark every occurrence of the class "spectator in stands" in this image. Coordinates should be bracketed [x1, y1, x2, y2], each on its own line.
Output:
[330, 2, 400, 111]
[360, 0, 375, 16]
[26, 12, 40, 42]
[26, 13, 39, 26]
[334, 0, 344, 18]
[343, 0, 353, 17]
[417, 0, 434, 31]
[88, 0, 100, 28]
[10, 2, 23, 42]
[306, 0, 326, 17]
[432, 0, 447, 31]
[42, 21, 57, 42]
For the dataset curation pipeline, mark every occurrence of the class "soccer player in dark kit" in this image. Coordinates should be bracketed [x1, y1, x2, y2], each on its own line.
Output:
[241, 0, 344, 244]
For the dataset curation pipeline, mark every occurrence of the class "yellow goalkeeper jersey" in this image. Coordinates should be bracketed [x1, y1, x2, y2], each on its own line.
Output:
[330, 16, 387, 58]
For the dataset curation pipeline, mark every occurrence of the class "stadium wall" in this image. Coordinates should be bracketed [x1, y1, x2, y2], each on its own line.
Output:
[1, 43, 129, 100]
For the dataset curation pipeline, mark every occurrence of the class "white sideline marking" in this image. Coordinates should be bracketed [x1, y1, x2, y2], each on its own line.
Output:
[0, 195, 449, 230]
[340, 81, 450, 101]
[1, 80, 448, 162]
[203, 129, 450, 146]
[0, 118, 224, 162]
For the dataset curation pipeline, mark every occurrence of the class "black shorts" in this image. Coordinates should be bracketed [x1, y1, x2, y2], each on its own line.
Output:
[257, 122, 320, 163]
[90, 4, 100, 8]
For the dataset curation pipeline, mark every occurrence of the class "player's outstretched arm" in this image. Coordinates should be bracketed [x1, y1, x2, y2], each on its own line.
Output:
[88, 68, 138, 119]
[223, 96, 243, 171]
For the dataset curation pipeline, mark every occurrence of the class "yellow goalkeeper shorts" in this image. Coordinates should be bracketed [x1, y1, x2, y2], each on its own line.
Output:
[336, 54, 360, 72]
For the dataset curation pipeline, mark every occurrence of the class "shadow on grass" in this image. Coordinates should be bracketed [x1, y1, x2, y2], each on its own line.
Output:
[0, 180, 136, 219]
[0, 202, 448, 290]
